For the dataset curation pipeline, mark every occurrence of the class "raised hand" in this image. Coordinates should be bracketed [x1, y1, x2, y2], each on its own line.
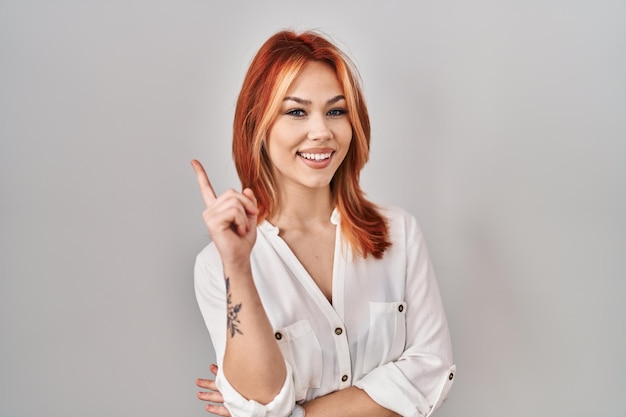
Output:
[191, 160, 258, 266]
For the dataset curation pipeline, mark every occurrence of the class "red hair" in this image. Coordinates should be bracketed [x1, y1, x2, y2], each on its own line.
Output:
[232, 30, 391, 259]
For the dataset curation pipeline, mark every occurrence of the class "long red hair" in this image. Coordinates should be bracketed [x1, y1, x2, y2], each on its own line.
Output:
[232, 30, 391, 259]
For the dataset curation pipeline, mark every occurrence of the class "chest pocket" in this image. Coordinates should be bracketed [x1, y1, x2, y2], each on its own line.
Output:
[274, 319, 323, 401]
[362, 301, 407, 373]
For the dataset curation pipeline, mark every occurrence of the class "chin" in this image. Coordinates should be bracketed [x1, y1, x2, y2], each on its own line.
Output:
[303, 178, 334, 189]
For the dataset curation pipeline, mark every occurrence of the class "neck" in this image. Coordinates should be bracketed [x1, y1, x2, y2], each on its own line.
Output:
[269, 185, 334, 230]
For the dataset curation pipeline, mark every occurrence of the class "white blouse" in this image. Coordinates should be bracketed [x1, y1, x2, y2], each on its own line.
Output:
[194, 206, 455, 417]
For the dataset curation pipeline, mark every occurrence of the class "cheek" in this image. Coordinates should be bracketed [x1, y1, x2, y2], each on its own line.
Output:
[265, 131, 286, 156]
[267, 124, 302, 151]
[330, 116, 351, 136]
[338, 125, 353, 150]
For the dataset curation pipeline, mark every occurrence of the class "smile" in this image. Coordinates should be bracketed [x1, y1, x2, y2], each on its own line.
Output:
[297, 152, 333, 161]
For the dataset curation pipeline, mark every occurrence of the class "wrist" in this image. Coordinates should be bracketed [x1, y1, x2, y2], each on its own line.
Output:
[222, 260, 252, 277]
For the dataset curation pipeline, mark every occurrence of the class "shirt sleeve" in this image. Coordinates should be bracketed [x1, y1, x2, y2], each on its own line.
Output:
[194, 245, 297, 417]
[354, 211, 455, 417]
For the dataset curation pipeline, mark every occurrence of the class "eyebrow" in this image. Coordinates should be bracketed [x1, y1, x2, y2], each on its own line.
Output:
[283, 95, 346, 105]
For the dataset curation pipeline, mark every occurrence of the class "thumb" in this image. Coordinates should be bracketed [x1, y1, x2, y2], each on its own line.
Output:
[242, 188, 259, 233]
[242, 188, 258, 213]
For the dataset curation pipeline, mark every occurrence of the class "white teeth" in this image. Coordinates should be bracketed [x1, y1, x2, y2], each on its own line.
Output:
[299, 152, 332, 161]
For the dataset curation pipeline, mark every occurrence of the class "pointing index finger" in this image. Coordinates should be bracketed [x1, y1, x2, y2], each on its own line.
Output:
[191, 159, 217, 206]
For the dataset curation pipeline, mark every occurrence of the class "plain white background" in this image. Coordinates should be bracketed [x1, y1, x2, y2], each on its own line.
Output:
[1, 1, 625, 416]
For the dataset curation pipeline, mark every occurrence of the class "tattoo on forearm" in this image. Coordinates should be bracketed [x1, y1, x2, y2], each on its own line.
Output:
[225, 277, 243, 337]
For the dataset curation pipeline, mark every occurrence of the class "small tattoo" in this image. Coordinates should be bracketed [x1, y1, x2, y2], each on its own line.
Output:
[225, 277, 243, 337]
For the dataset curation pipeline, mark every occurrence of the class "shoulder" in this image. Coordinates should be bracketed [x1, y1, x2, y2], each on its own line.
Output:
[194, 241, 223, 275]
[376, 205, 426, 247]
[195, 225, 273, 273]
[378, 204, 414, 221]
[378, 205, 420, 230]
[196, 240, 218, 263]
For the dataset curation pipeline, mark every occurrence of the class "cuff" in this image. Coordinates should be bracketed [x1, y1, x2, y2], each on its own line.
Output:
[216, 362, 296, 417]
[354, 363, 456, 417]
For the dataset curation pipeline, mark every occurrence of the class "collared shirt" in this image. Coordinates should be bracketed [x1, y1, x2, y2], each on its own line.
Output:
[195, 206, 455, 417]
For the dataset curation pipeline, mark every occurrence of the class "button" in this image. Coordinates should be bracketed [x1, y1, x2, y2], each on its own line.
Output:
[341, 375, 349, 382]
[335, 327, 343, 335]
[398, 305, 404, 312]
[274, 332, 282, 340]
[449, 372, 454, 381]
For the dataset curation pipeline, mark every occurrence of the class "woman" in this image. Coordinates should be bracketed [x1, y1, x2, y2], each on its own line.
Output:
[191, 30, 455, 417]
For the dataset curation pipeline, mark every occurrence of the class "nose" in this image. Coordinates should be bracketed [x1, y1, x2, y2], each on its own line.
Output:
[307, 114, 332, 141]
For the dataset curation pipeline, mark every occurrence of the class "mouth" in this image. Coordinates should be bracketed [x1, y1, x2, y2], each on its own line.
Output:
[297, 151, 333, 161]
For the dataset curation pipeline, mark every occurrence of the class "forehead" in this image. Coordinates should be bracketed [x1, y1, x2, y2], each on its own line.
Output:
[285, 61, 344, 98]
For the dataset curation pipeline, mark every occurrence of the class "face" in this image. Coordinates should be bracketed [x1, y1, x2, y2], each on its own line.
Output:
[265, 61, 352, 195]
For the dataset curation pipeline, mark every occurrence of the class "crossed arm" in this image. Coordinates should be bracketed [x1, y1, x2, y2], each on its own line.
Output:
[196, 365, 400, 417]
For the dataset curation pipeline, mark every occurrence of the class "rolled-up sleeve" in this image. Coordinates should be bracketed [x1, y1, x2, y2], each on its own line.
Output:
[354, 212, 455, 417]
[355, 362, 455, 417]
[194, 246, 297, 417]
[216, 362, 296, 417]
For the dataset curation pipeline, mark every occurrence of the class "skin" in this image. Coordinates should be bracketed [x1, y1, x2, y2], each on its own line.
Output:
[265, 61, 352, 302]
[265, 61, 352, 198]
[192, 61, 400, 417]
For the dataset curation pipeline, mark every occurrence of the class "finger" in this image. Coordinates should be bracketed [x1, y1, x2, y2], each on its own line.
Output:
[221, 188, 258, 217]
[204, 203, 249, 237]
[196, 378, 218, 390]
[207, 190, 258, 225]
[197, 390, 224, 403]
[241, 189, 258, 233]
[242, 188, 258, 215]
[205, 403, 231, 416]
[210, 363, 219, 376]
[191, 159, 217, 206]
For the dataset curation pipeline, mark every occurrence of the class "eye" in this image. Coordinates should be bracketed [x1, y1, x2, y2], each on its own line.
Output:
[286, 108, 306, 118]
[327, 108, 347, 117]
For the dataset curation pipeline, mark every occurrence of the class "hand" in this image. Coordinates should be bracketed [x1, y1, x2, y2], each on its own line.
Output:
[197, 364, 231, 416]
[191, 160, 258, 266]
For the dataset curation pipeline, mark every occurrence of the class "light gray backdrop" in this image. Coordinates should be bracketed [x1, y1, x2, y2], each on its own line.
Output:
[1, 1, 625, 416]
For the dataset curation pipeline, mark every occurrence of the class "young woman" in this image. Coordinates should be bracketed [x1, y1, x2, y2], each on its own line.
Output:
[191, 30, 455, 417]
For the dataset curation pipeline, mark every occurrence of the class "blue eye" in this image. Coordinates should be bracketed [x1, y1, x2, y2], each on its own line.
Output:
[327, 108, 347, 117]
[286, 109, 306, 117]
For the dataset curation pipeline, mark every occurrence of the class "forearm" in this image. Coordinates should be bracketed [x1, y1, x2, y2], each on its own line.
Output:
[302, 386, 400, 417]
[222, 262, 287, 404]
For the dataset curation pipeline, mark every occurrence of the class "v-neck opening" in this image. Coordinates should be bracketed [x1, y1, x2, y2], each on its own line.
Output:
[259, 209, 346, 316]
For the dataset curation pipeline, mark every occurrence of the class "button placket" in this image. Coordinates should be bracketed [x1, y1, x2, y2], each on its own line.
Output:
[333, 324, 351, 387]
